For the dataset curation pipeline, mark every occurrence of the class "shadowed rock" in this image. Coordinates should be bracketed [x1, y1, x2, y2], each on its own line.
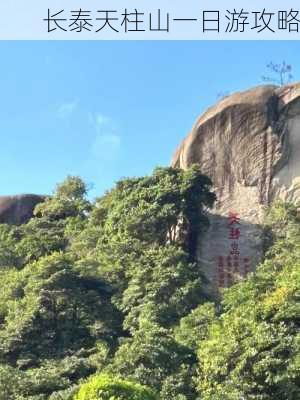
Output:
[0, 194, 45, 225]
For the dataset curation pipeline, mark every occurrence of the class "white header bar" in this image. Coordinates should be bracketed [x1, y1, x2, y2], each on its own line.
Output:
[1, 0, 300, 39]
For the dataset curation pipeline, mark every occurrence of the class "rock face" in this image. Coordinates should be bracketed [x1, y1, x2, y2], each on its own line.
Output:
[0, 194, 45, 225]
[172, 83, 300, 292]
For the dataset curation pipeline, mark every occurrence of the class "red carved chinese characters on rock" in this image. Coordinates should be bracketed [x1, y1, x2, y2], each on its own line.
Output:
[216, 211, 251, 289]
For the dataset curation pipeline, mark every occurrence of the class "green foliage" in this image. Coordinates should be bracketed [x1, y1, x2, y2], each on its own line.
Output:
[0, 252, 121, 365]
[0, 363, 28, 399]
[0, 168, 216, 399]
[74, 374, 157, 400]
[77, 167, 215, 334]
[109, 321, 196, 395]
[119, 244, 207, 332]
[0, 224, 20, 268]
[34, 176, 91, 221]
[16, 218, 67, 264]
[174, 303, 216, 351]
[1, 172, 298, 400]
[0, 358, 88, 399]
[197, 201, 300, 400]
[90, 166, 215, 251]
[55, 176, 88, 201]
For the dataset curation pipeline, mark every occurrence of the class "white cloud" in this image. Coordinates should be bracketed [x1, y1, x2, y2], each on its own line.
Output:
[80, 112, 123, 197]
[95, 113, 110, 128]
[91, 133, 121, 162]
[58, 99, 79, 118]
[88, 112, 121, 162]
[88, 112, 110, 130]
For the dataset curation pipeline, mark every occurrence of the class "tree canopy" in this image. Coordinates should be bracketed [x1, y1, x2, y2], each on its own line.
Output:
[0, 170, 299, 400]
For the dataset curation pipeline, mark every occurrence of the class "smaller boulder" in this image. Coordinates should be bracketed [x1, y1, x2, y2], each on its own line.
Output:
[0, 194, 45, 225]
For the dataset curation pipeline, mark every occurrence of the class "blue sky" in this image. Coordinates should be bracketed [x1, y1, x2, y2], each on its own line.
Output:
[0, 40, 299, 198]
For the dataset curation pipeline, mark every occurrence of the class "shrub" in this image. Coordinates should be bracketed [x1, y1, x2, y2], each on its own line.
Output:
[74, 374, 157, 400]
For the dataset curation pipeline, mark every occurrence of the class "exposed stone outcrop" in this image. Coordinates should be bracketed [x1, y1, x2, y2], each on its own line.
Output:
[0, 194, 45, 225]
[172, 83, 300, 292]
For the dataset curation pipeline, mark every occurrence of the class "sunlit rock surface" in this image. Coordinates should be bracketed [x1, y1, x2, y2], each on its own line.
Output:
[172, 83, 300, 292]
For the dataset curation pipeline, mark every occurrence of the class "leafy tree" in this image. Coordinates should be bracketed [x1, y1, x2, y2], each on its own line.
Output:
[9, 169, 300, 400]
[174, 303, 216, 352]
[109, 321, 196, 399]
[74, 374, 157, 400]
[15, 218, 67, 264]
[262, 61, 293, 86]
[74, 166, 215, 330]
[0, 363, 29, 399]
[89, 166, 215, 254]
[69, 167, 215, 398]
[0, 168, 217, 399]
[197, 202, 300, 400]
[55, 176, 88, 201]
[0, 358, 86, 399]
[119, 244, 209, 333]
[34, 176, 91, 221]
[0, 224, 20, 268]
[0, 252, 121, 365]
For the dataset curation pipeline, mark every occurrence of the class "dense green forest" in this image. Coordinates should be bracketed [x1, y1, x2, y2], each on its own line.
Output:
[0, 167, 299, 399]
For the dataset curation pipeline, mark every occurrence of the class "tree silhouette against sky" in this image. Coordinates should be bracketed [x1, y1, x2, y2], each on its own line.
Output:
[262, 61, 293, 86]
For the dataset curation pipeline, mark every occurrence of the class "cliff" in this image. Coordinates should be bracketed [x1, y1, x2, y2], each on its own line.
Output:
[172, 83, 300, 291]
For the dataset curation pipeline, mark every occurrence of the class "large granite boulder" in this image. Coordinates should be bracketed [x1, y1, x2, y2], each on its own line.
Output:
[172, 83, 300, 292]
[0, 194, 45, 225]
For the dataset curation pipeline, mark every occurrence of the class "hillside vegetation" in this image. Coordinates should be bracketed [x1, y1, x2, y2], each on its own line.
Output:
[0, 168, 299, 399]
